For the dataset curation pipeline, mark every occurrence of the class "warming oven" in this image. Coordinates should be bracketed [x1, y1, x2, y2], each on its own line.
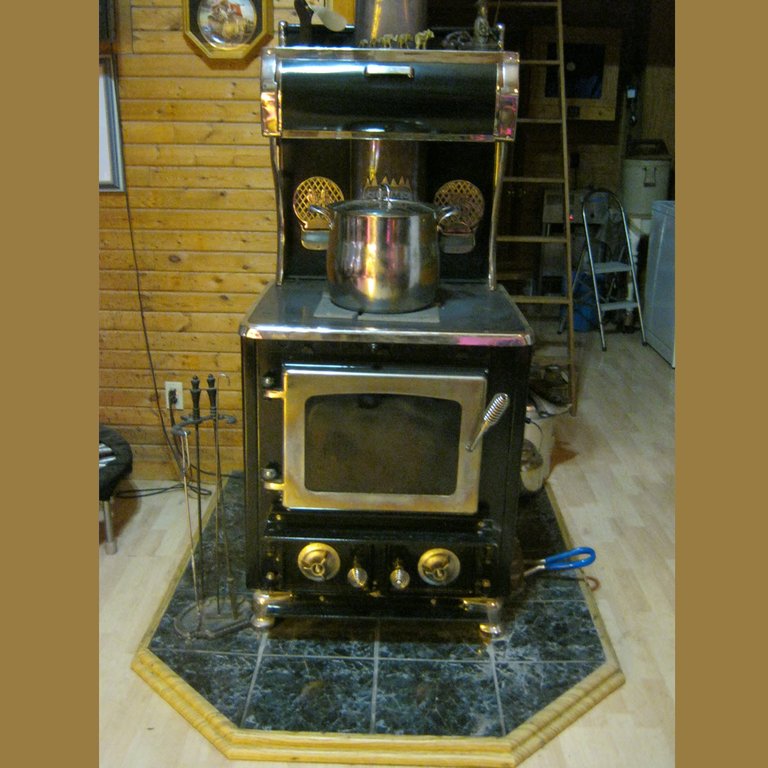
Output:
[240, 16, 533, 634]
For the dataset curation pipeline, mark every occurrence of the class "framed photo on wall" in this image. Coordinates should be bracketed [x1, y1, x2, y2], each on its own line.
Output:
[99, 55, 124, 192]
[527, 27, 621, 121]
[183, 0, 274, 59]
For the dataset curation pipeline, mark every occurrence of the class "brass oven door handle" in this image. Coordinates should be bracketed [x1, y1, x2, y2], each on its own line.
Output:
[466, 393, 510, 452]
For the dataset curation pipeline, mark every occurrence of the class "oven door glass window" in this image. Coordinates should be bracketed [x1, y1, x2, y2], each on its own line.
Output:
[280, 365, 488, 513]
[305, 393, 462, 496]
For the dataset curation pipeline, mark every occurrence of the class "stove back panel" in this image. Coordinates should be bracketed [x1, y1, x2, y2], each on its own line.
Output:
[279, 140, 497, 280]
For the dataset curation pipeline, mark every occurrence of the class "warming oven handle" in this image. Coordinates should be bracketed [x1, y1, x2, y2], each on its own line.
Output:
[466, 393, 510, 452]
[364, 64, 415, 79]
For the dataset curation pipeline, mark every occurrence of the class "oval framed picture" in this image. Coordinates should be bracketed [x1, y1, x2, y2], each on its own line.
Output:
[183, 0, 274, 59]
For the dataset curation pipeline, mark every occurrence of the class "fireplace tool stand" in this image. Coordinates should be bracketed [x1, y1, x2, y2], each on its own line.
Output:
[172, 375, 252, 639]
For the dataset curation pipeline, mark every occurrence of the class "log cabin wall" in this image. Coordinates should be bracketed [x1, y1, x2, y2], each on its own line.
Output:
[99, 0, 283, 479]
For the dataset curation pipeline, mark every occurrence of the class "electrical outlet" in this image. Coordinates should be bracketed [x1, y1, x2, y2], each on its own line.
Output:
[164, 381, 184, 410]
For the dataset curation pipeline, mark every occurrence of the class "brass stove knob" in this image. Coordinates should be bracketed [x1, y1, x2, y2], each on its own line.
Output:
[418, 548, 461, 586]
[347, 562, 368, 589]
[297, 543, 341, 582]
[389, 561, 410, 590]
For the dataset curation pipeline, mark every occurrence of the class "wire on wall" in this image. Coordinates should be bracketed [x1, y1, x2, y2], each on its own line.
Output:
[113, 54, 185, 481]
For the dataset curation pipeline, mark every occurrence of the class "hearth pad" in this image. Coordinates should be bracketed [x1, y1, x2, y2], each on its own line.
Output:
[132, 475, 623, 766]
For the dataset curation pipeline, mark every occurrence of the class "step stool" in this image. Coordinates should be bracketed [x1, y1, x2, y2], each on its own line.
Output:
[99, 425, 133, 554]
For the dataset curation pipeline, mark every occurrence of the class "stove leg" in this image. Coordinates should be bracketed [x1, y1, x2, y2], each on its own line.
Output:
[479, 599, 503, 638]
[250, 589, 292, 630]
[462, 597, 504, 638]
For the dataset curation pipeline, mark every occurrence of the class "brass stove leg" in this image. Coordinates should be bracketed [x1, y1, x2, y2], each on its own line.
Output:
[250, 590, 292, 630]
[462, 597, 504, 638]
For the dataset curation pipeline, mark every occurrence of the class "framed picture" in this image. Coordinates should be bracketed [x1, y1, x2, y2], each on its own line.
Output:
[99, 55, 125, 192]
[183, 0, 274, 59]
[527, 27, 621, 121]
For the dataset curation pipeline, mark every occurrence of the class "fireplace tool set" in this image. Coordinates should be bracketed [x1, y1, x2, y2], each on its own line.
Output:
[171, 374, 252, 639]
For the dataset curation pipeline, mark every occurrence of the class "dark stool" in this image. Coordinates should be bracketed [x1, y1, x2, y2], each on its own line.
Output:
[99, 425, 133, 554]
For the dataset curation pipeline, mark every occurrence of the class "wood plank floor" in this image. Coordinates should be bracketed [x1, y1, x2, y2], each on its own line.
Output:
[99, 329, 674, 768]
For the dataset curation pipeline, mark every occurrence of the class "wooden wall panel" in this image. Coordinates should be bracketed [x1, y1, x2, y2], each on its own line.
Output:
[99, 0, 276, 478]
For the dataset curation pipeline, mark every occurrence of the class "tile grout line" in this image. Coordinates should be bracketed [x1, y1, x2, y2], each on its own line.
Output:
[368, 620, 380, 734]
[488, 641, 507, 736]
[238, 627, 268, 729]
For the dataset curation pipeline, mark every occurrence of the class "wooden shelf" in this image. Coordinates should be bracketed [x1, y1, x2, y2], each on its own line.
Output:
[517, 117, 563, 125]
[521, 59, 560, 66]
[497, 235, 567, 244]
[510, 295, 570, 305]
[503, 176, 565, 184]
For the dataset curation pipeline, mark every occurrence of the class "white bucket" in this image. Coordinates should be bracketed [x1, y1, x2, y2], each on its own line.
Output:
[621, 157, 671, 217]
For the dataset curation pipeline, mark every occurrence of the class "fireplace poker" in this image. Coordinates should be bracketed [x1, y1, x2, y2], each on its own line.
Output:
[178, 428, 204, 623]
[190, 375, 204, 595]
[206, 374, 240, 620]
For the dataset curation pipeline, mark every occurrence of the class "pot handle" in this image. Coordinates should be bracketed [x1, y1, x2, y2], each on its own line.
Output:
[436, 205, 460, 232]
[308, 204, 334, 227]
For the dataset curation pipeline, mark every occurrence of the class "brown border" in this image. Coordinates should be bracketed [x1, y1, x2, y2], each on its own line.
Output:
[131, 485, 623, 766]
[12, 3, 95, 766]
[675, 0, 758, 763]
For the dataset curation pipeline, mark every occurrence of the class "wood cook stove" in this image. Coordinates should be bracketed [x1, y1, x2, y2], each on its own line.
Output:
[240, 23, 533, 635]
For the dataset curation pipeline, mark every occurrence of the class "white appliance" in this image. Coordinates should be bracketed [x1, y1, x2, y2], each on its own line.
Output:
[643, 201, 675, 367]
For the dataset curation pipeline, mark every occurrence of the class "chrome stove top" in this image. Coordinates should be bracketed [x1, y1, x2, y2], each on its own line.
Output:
[240, 280, 534, 347]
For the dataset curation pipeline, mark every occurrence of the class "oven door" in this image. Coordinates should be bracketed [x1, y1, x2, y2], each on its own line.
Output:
[269, 363, 488, 513]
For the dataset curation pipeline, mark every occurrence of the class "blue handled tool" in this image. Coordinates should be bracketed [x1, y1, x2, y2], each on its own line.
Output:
[524, 547, 596, 577]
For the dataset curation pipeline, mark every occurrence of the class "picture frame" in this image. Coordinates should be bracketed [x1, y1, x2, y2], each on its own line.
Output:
[99, 54, 125, 192]
[527, 27, 621, 122]
[183, 0, 274, 60]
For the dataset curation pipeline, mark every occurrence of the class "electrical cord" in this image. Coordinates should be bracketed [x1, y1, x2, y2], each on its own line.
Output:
[114, 76, 185, 480]
[116, 484, 212, 500]
[114, 73, 233, 487]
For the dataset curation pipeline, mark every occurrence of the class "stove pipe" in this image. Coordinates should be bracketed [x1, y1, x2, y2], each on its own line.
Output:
[353, 0, 428, 44]
[351, 1, 429, 200]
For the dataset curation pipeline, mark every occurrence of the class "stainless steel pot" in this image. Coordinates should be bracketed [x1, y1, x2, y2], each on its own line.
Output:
[309, 191, 456, 313]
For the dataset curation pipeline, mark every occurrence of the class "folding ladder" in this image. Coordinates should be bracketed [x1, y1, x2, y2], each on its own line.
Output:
[563, 188, 647, 351]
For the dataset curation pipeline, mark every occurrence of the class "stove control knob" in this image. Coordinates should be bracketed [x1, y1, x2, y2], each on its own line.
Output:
[418, 548, 461, 586]
[347, 562, 368, 589]
[297, 543, 340, 582]
[389, 562, 410, 590]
